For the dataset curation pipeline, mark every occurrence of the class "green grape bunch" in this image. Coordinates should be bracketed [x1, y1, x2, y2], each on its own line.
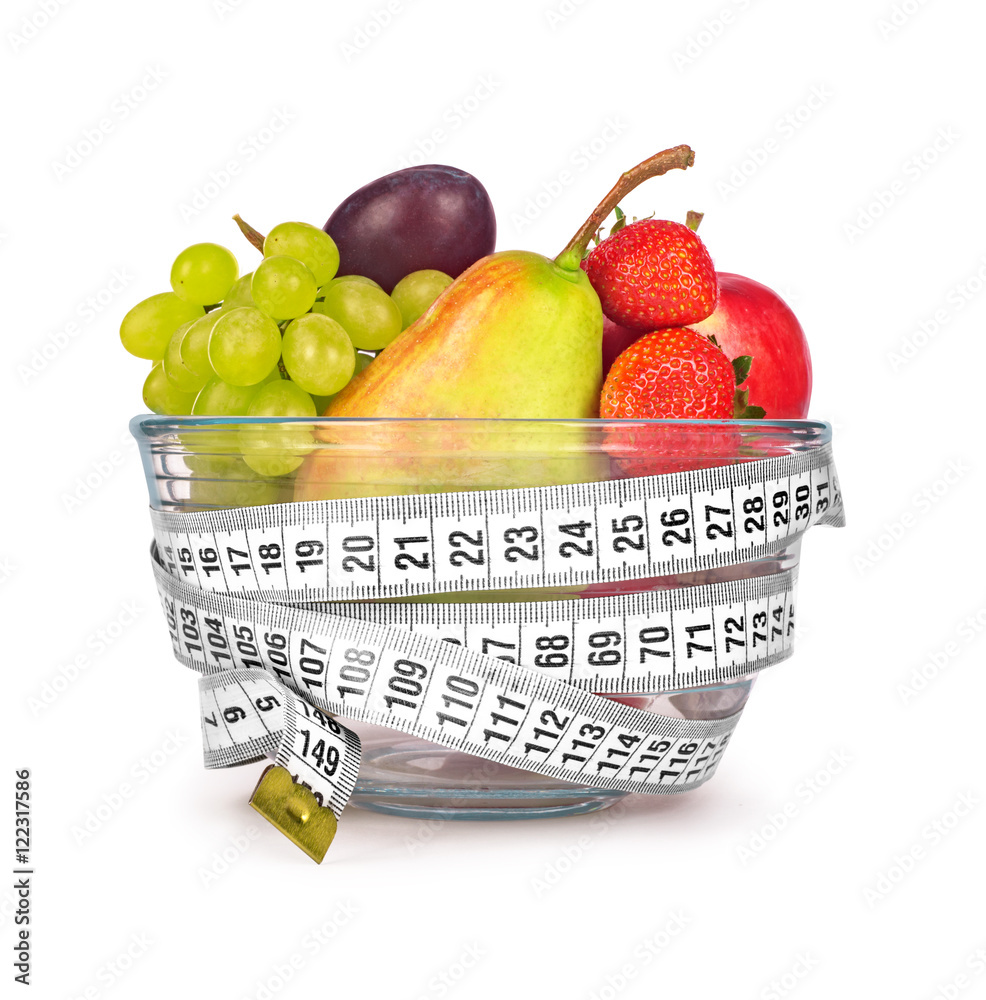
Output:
[120, 216, 453, 480]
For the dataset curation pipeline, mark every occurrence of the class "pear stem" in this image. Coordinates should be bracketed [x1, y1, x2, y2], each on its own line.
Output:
[233, 214, 266, 254]
[556, 144, 695, 265]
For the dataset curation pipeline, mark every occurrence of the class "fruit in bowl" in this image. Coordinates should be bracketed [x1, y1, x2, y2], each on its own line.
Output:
[586, 210, 810, 420]
[120, 144, 813, 491]
[295, 147, 706, 500]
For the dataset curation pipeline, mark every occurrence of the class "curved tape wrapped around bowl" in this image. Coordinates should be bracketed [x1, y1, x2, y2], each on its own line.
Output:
[151, 445, 842, 601]
[147, 447, 844, 859]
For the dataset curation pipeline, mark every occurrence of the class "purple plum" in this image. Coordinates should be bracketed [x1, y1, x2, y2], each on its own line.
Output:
[323, 164, 496, 293]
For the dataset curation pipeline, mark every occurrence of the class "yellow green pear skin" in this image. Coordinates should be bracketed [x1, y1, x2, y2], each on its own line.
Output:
[293, 250, 608, 503]
[323, 250, 602, 419]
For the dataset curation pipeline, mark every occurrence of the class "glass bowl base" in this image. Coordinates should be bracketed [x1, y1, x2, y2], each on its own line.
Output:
[346, 734, 627, 819]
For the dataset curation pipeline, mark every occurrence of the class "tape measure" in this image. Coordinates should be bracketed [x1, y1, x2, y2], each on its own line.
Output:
[147, 443, 844, 861]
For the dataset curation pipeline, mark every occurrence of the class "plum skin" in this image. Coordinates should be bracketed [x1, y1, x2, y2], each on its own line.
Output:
[323, 164, 496, 294]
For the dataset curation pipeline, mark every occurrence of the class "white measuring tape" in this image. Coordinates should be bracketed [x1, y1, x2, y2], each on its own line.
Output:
[147, 444, 844, 858]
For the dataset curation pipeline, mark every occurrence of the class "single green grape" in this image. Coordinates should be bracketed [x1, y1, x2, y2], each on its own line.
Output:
[143, 361, 198, 414]
[192, 377, 267, 416]
[248, 379, 317, 417]
[170, 243, 239, 305]
[391, 269, 453, 329]
[251, 256, 317, 321]
[314, 281, 403, 350]
[120, 292, 204, 360]
[240, 380, 317, 477]
[221, 272, 255, 310]
[281, 313, 355, 396]
[163, 322, 210, 394]
[264, 223, 340, 287]
[208, 307, 282, 386]
[179, 312, 221, 381]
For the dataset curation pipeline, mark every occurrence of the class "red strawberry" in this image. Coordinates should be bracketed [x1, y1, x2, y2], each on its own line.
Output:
[601, 326, 736, 420]
[600, 327, 759, 477]
[584, 218, 718, 330]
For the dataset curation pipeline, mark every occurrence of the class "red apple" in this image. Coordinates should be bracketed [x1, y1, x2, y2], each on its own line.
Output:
[601, 315, 643, 375]
[690, 272, 811, 419]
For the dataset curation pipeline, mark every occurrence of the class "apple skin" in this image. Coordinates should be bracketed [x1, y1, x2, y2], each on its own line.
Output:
[690, 272, 811, 419]
[601, 316, 642, 375]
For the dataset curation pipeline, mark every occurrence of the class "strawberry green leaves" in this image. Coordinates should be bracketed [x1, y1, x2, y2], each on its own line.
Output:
[731, 355, 765, 418]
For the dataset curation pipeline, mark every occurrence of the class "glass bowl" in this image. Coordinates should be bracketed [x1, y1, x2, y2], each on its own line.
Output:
[132, 416, 831, 819]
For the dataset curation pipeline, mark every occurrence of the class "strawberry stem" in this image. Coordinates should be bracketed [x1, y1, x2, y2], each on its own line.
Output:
[233, 214, 266, 254]
[555, 144, 695, 268]
[686, 210, 704, 232]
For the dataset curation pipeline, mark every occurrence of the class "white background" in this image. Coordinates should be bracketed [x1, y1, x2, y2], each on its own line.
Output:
[5, 0, 986, 997]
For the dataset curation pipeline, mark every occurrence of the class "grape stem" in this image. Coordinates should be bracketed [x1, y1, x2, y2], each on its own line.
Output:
[556, 144, 695, 266]
[233, 214, 266, 254]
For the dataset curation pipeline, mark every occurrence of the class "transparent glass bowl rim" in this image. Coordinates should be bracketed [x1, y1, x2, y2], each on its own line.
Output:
[132, 415, 832, 436]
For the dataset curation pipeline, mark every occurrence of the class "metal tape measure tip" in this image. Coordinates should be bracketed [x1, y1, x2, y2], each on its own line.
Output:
[249, 765, 337, 863]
